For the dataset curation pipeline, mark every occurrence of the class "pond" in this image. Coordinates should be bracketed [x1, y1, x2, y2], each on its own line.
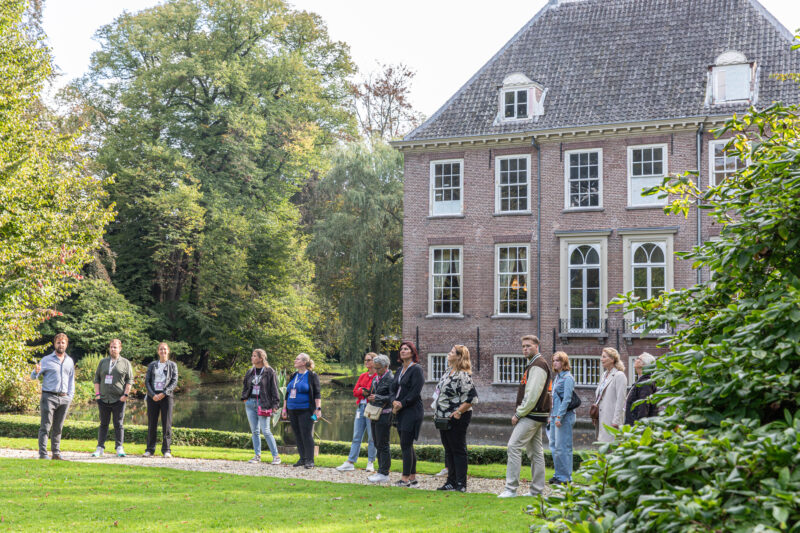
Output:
[69, 381, 598, 449]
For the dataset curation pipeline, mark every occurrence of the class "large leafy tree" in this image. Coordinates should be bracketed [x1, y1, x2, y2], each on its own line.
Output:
[532, 102, 800, 531]
[0, 0, 113, 388]
[308, 142, 403, 365]
[76, 0, 355, 367]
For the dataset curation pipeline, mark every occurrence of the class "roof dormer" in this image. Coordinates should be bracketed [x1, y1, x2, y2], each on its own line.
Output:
[706, 50, 757, 106]
[495, 73, 547, 124]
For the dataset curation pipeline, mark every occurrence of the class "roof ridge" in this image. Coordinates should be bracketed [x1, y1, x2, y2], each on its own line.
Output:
[404, 1, 555, 141]
[745, 0, 796, 43]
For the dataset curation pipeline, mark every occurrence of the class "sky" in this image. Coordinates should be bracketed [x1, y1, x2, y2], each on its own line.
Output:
[42, 0, 800, 119]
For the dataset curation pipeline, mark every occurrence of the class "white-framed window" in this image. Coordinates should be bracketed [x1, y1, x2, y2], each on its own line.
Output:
[494, 354, 526, 384]
[628, 144, 668, 207]
[558, 232, 608, 334]
[707, 51, 756, 106]
[495, 244, 529, 316]
[709, 139, 745, 187]
[429, 247, 462, 315]
[504, 89, 528, 119]
[495, 155, 530, 213]
[571, 356, 601, 386]
[430, 159, 463, 216]
[621, 231, 675, 334]
[565, 149, 602, 209]
[495, 73, 547, 124]
[427, 353, 448, 382]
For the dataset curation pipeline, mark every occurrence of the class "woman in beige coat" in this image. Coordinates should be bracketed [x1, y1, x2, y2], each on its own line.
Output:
[594, 347, 628, 443]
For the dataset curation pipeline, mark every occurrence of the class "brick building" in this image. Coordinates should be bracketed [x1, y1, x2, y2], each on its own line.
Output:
[392, 0, 800, 415]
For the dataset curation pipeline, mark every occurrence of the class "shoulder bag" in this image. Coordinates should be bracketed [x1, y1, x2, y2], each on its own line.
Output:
[364, 402, 383, 421]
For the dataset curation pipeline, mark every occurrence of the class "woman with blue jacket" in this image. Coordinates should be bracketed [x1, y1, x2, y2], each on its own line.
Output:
[549, 351, 577, 485]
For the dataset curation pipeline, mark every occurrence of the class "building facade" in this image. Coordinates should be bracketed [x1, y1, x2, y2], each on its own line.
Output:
[393, 0, 800, 415]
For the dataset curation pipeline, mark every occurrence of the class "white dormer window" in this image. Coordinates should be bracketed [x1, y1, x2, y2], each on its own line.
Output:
[496, 73, 547, 124]
[708, 51, 756, 105]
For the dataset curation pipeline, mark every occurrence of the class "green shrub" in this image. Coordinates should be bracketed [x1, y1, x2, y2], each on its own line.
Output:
[75, 353, 104, 382]
[129, 363, 149, 398]
[0, 377, 40, 412]
[174, 361, 200, 392]
[72, 381, 95, 404]
[0, 414, 281, 448]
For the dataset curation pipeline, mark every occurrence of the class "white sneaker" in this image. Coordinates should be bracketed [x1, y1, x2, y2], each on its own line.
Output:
[143, 451, 153, 457]
[270, 457, 281, 465]
[523, 491, 541, 497]
[434, 467, 448, 477]
[91, 447, 104, 457]
[497, 490, 517, 498]
[115, 446, 126, 457]
[365, 461, 375, 472]
[248, 456, 261, 464]
[163, 452, 173, 459]
[368, 473, 390, 483]
[336, 461, 355, 472]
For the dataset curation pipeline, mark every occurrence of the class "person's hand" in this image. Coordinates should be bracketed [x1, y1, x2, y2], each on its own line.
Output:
[511, 415, 519, 426]
[156, 393, 165, 401]
[35, 363, 41, 374]
[367, 394, 375, 402]
[452, 411, 462, 420]
[120, 394, 128, 402]
[555, 419, 562, 428]
[392, 400, 402, 411]
[612, 424, 619, 429]
[281, 408, 288, 420]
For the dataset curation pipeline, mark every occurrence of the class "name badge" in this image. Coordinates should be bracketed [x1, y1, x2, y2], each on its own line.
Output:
[155, 380, 165, 390]
[289, 388, 297, 399]
[355, 409, 361, 419]
[252, 385, 260, 395]
[104, 374, 113, 385]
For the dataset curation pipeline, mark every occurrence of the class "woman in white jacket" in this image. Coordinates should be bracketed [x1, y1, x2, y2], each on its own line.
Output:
[594, 347, 627, 443]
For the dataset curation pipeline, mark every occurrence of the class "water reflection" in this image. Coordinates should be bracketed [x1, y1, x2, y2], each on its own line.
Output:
[69, 382, 598, 449]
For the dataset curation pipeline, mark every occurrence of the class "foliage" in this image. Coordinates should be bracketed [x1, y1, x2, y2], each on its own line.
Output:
[173, 361, 201, 393]
[0, 376, 40, 412]
[530, 103, 800, 532]
[72, 0, 355, 368]
[0, 0, 114, 391]
[350, 63, 424, 142]
[308, 142, 403, 365]
[74, 353, 104, 382]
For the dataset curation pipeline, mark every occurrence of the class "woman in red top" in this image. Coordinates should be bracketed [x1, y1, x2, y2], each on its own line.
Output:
[336, 352, 377, 472]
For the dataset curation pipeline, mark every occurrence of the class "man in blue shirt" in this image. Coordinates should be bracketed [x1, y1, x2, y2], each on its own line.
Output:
[31, 333, 75, 459]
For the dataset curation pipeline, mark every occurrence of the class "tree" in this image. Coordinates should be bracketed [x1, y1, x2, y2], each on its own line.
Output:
[531, 102, 800, 531]
[308, 142, 403, 365]
[75, 0, 356, 366]
[0, 0, 114, 392]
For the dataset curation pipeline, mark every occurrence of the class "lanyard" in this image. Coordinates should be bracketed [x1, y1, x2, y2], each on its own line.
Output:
[292, 371, 306, 389]
[109, 358, 117, 373]
[253, 367, 263, 385]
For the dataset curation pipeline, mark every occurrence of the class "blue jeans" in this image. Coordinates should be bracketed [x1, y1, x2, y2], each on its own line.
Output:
[551, 410, 576, 482]
[245, 399, 279, 458]
[347, 403, 376, 463]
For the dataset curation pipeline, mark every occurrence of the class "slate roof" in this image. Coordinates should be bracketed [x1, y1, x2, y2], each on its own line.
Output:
[404, 0, 800, 142]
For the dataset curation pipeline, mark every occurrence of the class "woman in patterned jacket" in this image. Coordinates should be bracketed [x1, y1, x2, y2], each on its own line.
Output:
[433, 344, 478, 492]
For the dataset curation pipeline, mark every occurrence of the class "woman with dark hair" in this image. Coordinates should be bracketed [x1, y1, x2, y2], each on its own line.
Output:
[391, 341, 424, 488]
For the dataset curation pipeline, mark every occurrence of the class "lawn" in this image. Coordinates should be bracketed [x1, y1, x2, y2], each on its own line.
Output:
[0, 458, 537, 532]
[0, 437, 551, 481]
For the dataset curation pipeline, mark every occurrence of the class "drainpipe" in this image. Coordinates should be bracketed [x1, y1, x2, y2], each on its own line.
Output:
[696, 122, 704, 284]
[532, 136, 542, 339]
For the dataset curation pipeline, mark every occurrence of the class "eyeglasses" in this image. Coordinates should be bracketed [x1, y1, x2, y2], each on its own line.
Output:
[364, 358, 373, 362]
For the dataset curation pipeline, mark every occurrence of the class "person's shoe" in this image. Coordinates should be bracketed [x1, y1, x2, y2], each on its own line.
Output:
[336, 461, 355, 472]
[248, 456, 261, 464]
[523, 490, 542, 497]
[365, 461, 375, 472]
[115, 446, 126, 457]
[455, 485, 467, 493]
[143, 451, 153, 457]
[407, 480, 419, 488]
[292, 460, 304, 467]
[548, 476, 558, 484]
[91, 447, 104, 458]
[270, 457, 281, 465]
[163, 452, 173, 459]
[434, 467, 448, 477]
[497, 489, 517, 498]
[52, 454, 63, 460]
[437, 482, 455, 491]
[393, 479, 410, 487]
[38, 454, 50, 460]
[304, 462, 314, 469]
[368, 473, 390, 483]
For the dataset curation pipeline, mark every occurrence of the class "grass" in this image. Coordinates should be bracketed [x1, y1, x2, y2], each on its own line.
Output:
[0, 458, 537, 532]
[0, 437, 552, 481]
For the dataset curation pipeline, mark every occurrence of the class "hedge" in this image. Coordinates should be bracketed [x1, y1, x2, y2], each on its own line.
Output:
[0, 415, 281, 449]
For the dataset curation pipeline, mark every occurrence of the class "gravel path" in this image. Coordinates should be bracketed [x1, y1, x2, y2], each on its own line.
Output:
[0, 448, 550, 496]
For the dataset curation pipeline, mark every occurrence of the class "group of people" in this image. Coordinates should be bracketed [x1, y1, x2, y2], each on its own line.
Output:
[31, 332, 658, 496]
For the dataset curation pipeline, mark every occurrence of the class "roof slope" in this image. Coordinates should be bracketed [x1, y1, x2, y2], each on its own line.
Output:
[405, 0, 800, 142]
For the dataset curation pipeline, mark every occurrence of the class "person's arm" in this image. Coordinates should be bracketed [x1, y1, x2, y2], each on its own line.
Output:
[311, 372, 322, 414]
[145, 363, 156, 398]
[352, 374, 364, 400]
[31, 359, 42, 380]
[164, 362, 179, 396]
[611, 373, 628, 427]
[240, 371, 250, 401]
[121, 362, 133, 399]
[372, 374, 393, 404]
[67, 360, 75, 398]
[555, 376, 574, 419]
[93, 360, 102, 399]
[645, 383, 659, 418]
[515, 366, 546, 419]
[268, 369, 280, 410]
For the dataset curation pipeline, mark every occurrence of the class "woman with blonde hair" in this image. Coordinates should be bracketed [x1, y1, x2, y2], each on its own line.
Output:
[433, 344, 478, 492]
[241, 349, 281, 464]
[549, 351, 577, 484]
[594, 347, 628, 443]
[281, 353, 321, 468]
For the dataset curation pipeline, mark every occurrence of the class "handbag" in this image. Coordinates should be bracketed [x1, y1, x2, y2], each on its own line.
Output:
[257, 406, 272, 417]
[557, 388, 582, 411]
[433, 415, 452, 431]
[589, 404, 599, 425]
[364, 403, 383, 421]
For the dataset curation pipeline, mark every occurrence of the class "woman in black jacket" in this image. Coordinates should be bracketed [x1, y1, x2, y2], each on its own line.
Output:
[625, 352, 659, 425]
[391, 341, 424, 488]
[241, 349, 281, 464]
[366, 354, 394, 483]
[144, 342, 179, 458]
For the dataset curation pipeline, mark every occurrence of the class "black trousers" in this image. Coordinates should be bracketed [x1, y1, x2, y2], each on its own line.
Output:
[146, 395, 174, 453]
[371, 418, 392, 475]
[398, 429, 417, 476]
[97, 400, 126, 449]
[439, 411, 472, 488]
[288, 408, 315, 464]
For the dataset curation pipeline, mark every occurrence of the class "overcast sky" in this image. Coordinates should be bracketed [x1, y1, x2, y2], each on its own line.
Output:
[42, 0, 800, 118]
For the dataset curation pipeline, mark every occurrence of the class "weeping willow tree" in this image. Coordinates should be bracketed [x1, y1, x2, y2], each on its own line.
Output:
[308, 141, 403, 365]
